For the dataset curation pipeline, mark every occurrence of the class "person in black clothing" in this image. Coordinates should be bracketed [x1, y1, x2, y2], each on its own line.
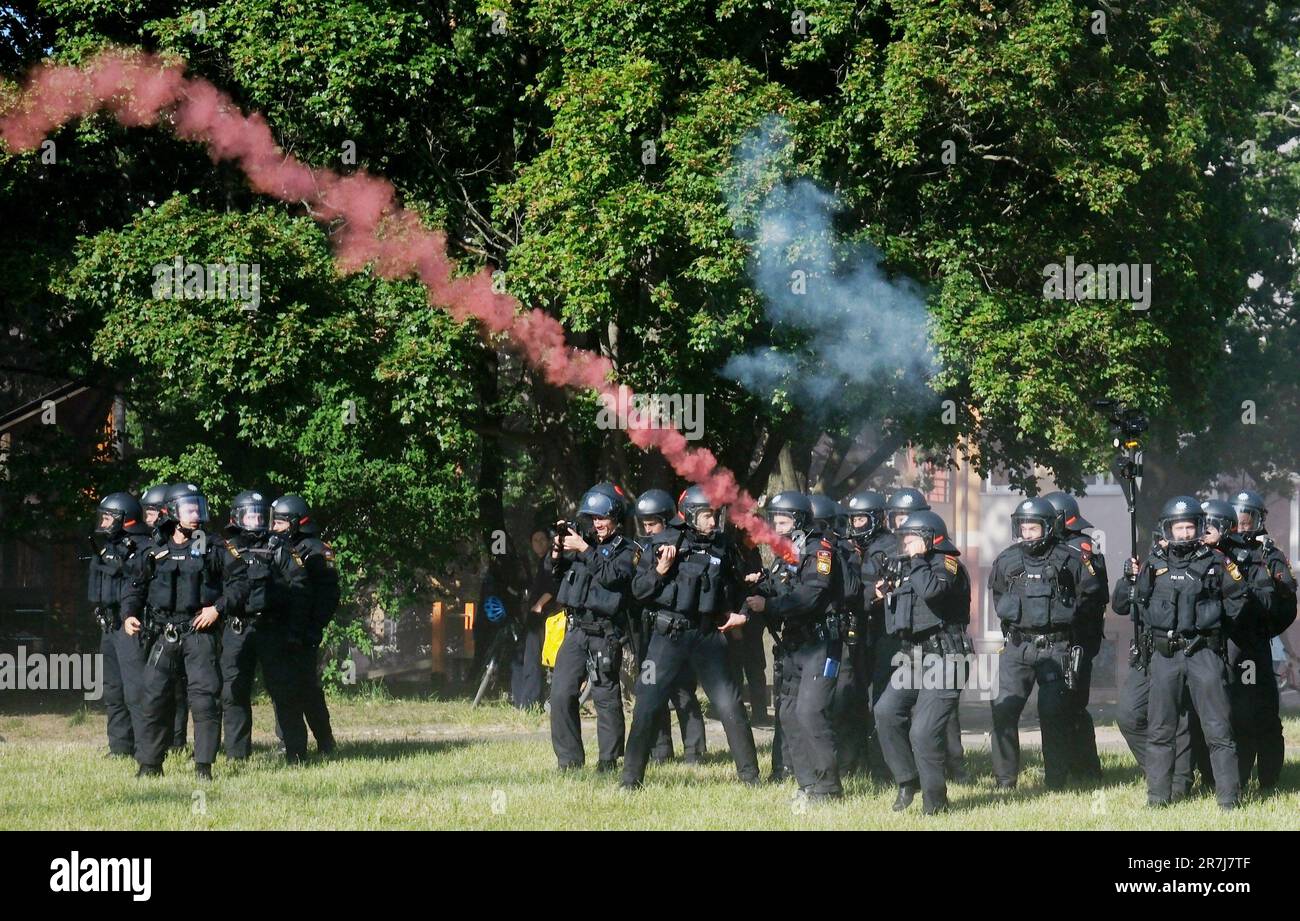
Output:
[512, 530, 556, 710]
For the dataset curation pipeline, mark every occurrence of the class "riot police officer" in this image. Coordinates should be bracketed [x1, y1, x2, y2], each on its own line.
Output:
[268, 494, 341, 755]
[631, 488, 707, 764]
[990, 496, 1104, 790]
[745, 491, 843, 800]
[140, 483, 191, 750]
[220, 490, 312, 763]
[621, 487, 760, 788]
[810, 493, 868, 776]
[1043, 491, 1108, 783]
[1212, 493, 1296, 792]
[873, 510, 972, 814]
[1119, 496, 1253, 808]
[86, 493, 152, 757]
[1112, 527, 1194, 796]
[122, 483, 247, 779]
[846, 488, 895, 779]
[548, 486, 638, 770]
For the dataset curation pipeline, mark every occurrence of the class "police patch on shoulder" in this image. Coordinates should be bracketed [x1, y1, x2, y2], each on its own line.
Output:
[632, 548, 642, 567]
[1084, 558, 1096, 576]
[944, 555, 959, 574]
[226, 545, 241, 560]
[816, 549, 832, 575]
[153, 549, 169, 560]
[1155, 567, 1168, 576]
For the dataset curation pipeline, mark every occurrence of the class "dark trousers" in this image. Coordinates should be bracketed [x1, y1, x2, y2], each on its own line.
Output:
[1064, 647, 1102, 780]
[550, 624, 624, 767]
[831, 639, 872, 775]
[138, 628, 221, 768]
[623, 626, 758, 784]
[727, 619, 769, 718]
[770, 649, 794, 778]
[865, 633, 901, 777]
[947, 706, 965, 776]
[1118, 663, 1193, 795]
[650, 664, 707, 762]
[1147, 645, 1238, 806]
[298, 641, 334, 748]
[876, 645, 961, 799]
[778, 638, 841, 795]
[102, 625, 146, 755]
[1229, 636, 1282, 790]
[220, 619, 308, 759]
[510, 617, 546, 709]
[168, 656, 189, 747]
[991, 637, 1072, 787]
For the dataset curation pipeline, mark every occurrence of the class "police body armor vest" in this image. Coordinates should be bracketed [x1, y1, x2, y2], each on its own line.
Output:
[885, 554, 945, 636]
[145, 537, 220, 617]
[87, 535, 142, 607]
[554, 536, 628, 618]
[234, 535, 273, 614]
[835, 537, 864, 616]
[639, 528, 724, 616]
[1143, 549, 1224, 635]
[994, 544, 1078, 630]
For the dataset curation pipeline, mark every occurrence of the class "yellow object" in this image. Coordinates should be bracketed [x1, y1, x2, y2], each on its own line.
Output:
[542, 610, 567, 668]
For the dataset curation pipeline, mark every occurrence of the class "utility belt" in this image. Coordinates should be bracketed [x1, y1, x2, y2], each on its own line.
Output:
[898, 624, 973, 657]
[1006, 625, 1072, 649]
[567, 610, 619, 638]
[648, 609, 713, 637]
[780, 612, 841, 648]
[1147, 628, 1225, 659]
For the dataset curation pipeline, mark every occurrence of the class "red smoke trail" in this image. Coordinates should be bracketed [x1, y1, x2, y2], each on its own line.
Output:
[0, 49, 796, 561]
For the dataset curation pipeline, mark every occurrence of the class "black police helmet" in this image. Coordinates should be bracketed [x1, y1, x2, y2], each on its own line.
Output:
[894, 509, 959, 555]
[886, 487, 931, 531]
[1157, 495, 1205, 552]
[1229, 489, 1267, 536]
[164, 483, 209, 528]
[229, 490, 271, 535]
[845, 489, 887, 538]
[1043, 491, 1092, 535]
[807, 493, 840, 533]
[95, 492, 143, 537]
[1011, 497, 1057, 554]
[1200, 499, 1236, 540]
[271, 494, 316, 537]
[766, 491, 812, 532]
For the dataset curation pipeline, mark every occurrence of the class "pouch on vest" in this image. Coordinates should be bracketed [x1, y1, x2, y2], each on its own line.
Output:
[1020, 580, 1054, 628]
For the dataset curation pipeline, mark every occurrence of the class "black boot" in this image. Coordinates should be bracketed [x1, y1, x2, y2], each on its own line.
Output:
[922, 791, 949, 815]
[892, 781, 919, 812]
[195, 763, 213, 781]
[135, 764, 163, 778]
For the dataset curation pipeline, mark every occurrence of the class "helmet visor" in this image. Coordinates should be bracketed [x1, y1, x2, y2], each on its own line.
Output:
[235, 503, 269, 532]
[172, 495, 209, 525]
[1231, 504, 1264, 533]
[1160, 516, 1203, 544]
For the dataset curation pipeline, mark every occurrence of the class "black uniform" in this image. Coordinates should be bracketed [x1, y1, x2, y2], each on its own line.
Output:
[143, 526, 191, 748]
[629, 534, 707, 764]
[547, 533, 637, 768]
[621, 526, 759, 786]
[278, 534, 341, 753]
[757, 546, 799, 780]
[727, 540, 769, 722]
[989, 540, 1104, 788]
[512, 558, 556, 709]
[1209, 532, 1296, 791]
[767, 528, 843, 797]
[1123, 544, 1253, 806]
[875, 550, 972, 807]
[86, 526, 151, 754]
[1111, 545, 1193, 797]
[220, 529, 325, 761]
[826, 534, 870, 775]
[122, 530, 247, 770]
[1063, 532, 1108, 781]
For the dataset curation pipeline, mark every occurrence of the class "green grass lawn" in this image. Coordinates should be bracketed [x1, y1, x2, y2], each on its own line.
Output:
[3, 694, 1299, 830]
